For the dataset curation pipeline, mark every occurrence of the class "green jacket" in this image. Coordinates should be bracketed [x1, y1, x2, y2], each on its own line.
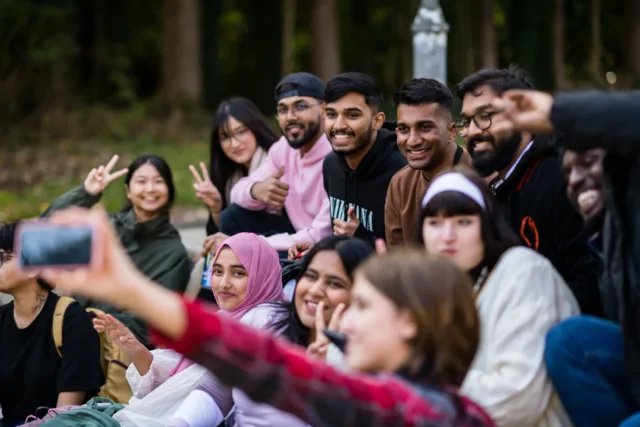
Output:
[42, 185, 191, 346]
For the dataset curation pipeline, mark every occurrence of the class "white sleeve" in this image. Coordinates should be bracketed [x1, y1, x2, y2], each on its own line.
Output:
[461, 262, 577, 426]
[127, 349, 183, 399]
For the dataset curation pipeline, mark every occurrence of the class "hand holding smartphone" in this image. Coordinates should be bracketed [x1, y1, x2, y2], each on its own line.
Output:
[15, 220, 101, 271]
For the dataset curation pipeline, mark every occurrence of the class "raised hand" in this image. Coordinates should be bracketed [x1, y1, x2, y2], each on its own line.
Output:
[492, 90, 555, 134]
[84, 155, 129, 196]
[287, 241, 314, 260]
[307, 301, 346, 361]
[249, 166, 289, 209]
[190, 162, 223, 214]
[40, 206, 148, 309]
[93, 312, 146, 356]
[333, 206, 360, 236]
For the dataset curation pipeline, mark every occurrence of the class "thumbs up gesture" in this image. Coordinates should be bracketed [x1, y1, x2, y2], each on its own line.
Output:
[332, 206, 361, 237]
[249, 166, 290, 209]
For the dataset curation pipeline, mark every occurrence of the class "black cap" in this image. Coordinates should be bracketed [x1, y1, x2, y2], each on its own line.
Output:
[274, 72, 325, 102]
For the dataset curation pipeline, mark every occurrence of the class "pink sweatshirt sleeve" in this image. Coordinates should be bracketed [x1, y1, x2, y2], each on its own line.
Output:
[264, 196, 332, 251]
[230, 143, 282, 210]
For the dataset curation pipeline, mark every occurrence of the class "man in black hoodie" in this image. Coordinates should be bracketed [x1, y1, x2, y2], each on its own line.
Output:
[455, 65, 603, 317]
[322, 72, 406, 245]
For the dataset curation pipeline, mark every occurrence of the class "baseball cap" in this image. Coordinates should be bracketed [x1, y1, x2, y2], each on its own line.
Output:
[274, 72, 325, 102]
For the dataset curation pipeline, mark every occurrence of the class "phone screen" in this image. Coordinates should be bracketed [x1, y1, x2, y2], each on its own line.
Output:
[19, 225, 93, 267]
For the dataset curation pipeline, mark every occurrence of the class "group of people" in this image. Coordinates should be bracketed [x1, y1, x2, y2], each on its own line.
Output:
[0, 64, 637, 427]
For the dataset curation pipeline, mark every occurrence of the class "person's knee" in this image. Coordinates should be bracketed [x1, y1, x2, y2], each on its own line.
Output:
[545, 316, 592, 373]
[219, 204, 250, 235]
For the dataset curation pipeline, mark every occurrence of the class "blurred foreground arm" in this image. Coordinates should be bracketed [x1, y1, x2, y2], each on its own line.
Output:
[41, 207, 490, 426]
[495, 90, 640, 154]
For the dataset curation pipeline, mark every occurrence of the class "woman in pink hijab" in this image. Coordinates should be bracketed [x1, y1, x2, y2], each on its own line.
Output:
[95, 233, 287, 427]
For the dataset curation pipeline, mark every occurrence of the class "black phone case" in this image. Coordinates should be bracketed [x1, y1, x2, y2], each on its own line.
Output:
[323, 328, 347, 353]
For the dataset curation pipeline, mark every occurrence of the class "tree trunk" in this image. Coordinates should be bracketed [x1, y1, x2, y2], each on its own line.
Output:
[587, 0, 603, 86]
[476, 0, 497, 69]
[621, 0, 640, 88]
[281, 0, 297, 77]
[160, 0, 202, 106]
[311, 0, 341, 82]
[552, 0, 571, 89]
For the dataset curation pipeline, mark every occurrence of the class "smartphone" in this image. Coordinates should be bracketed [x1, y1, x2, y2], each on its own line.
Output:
[323, 328, 347, 353]
[15, 221, 98, 270]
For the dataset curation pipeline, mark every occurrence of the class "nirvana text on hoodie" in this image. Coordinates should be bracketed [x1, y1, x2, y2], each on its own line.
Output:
[322, 126, 407, 245]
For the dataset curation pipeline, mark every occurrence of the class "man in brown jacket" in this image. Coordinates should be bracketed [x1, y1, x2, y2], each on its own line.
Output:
[385, 78, 471, 246]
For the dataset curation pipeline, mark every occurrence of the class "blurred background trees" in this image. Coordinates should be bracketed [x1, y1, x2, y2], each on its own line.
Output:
[0, 0, 635, 220]
[0, 0, 635, 125]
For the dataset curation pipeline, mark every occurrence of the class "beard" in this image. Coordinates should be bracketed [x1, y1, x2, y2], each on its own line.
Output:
[331, 124, 373, 157]
[282, 118, 322, 149]
[467, 132, 522, 177]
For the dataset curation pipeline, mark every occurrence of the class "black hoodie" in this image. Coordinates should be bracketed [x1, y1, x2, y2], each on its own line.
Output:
[322, 126, 407, 244]
[491, 136, 603, 317]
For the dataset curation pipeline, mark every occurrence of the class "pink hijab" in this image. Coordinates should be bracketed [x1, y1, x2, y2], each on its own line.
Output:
[211, 232, 285, 318]
[171, 233, 285, 375]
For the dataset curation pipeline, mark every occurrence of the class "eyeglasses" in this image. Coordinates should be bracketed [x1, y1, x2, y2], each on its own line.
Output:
[220, 127, 252, 146]
[276, 102, 321, 118]
[453, 110, 502, 138]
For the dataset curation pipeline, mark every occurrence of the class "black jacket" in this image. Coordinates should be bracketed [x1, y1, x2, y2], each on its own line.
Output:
[551, 90, 640, 405]
[322, 127, 407, 244]
[491, 137, 603, 317]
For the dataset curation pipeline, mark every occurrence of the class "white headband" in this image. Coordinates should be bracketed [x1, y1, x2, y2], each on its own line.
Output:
[421, 172, 486, 210]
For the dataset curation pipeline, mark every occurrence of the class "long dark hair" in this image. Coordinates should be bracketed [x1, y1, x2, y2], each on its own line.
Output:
[418, 165, 520, 273]
[122, 154, 176, 213]
[210, 97, 278, 208]
[270, 235, 374, 346]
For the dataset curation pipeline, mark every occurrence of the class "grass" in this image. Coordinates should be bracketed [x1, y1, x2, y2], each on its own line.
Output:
[0, 136, 210, 222]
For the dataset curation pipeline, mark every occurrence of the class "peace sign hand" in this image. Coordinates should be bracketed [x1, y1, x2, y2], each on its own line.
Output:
[307, 301, 346, 361]
[84, 155, 129, 196]
[189, 162, 223, 214]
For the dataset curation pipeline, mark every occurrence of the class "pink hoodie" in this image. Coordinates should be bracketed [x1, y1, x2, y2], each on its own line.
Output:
[230, 134, 333, 251]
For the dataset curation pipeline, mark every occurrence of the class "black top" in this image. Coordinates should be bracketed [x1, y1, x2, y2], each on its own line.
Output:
[322, 127, 407, 245]
[491, 137, 603, 317]
[550, 91, 640, 405]
[0, 293, 103, 425]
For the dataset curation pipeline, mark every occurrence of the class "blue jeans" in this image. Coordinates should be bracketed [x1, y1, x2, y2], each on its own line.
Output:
[545, 316, 640, 426]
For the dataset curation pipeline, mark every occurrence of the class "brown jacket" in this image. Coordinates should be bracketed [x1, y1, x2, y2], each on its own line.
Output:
[385, 146, 471, 246]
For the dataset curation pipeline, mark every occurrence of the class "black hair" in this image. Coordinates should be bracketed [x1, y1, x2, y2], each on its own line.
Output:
[0, 222, 53, 292]
[270, 235, 375, 346]
[418, 166, 521, 272]
[210, 98, 278, 208]
[456, 64, 534, 100]
[122, 154, 176, 212]
[393, 78, 454, 112]
[324, 72, 382, 111]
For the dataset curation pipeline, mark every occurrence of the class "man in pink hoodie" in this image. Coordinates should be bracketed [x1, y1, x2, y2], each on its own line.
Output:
[215, 72, 333, 253]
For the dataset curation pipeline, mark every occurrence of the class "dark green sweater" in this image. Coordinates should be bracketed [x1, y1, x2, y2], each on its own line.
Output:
[42, 185, 191, 346]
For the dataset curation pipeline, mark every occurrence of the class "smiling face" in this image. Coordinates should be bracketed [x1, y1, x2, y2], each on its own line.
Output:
[562, 148, 606, 223]
[125, 163, 170, 219]
[396, 103, 453, 171]
[458, 86, 523, 177]
[276, 96, 323, 149]
[324, 92, 383, 156]
[422, 214, 485, 272]
[211, 247, 249, 311]
[219, 116, 258, 166]
[293, 250, 352, 333]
